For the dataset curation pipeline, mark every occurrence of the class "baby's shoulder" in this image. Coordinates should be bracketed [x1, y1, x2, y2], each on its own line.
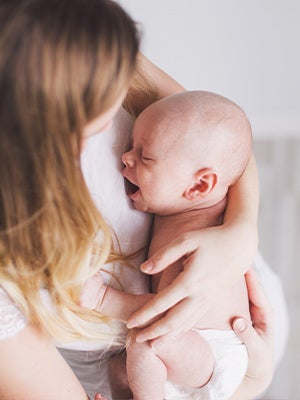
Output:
[0, 287, 27, 340]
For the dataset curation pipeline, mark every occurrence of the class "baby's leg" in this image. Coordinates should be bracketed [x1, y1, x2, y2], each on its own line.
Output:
[127, 330, 167, 400]
[153, 330, 214, 388]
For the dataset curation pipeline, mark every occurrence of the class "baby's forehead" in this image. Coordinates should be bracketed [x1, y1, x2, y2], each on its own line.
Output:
[135, 97, 214, 153]
[152, 125, 199, 161]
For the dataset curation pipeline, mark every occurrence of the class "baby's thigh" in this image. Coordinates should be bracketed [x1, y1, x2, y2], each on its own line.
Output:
[153, 330, 214, 388]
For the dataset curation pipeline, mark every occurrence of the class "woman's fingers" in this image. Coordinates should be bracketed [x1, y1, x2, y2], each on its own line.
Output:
[141, 232, 199, 274]
[231, 316, 274, 396]
[245, 269, 269, 309]
[127, 270, 199, 329]
[134, 297, 200, 342]
[232, 269, 274, 386]
[232, 317, 262, 357]
[245, 269, 274, 335]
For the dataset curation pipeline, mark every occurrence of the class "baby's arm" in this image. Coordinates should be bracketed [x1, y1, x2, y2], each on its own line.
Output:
[80, 272, 153, 322]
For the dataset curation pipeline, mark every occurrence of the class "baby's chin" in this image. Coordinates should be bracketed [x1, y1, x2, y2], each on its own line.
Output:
[132, 199, 150, 214]
[124, 179, 156, 214]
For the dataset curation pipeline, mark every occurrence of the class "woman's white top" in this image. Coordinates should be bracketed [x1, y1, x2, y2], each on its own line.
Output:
[0, 287, 27, 340]
[0, 107, 152, 348]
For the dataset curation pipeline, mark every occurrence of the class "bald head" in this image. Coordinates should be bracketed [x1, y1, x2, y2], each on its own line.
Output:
[139, 90, 252, 187]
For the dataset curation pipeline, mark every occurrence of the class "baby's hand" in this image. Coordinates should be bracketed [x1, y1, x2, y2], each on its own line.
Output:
[79, 272, 107, 311]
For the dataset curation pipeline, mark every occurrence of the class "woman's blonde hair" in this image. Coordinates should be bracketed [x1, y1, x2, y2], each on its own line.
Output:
[0, 0, 139, 342]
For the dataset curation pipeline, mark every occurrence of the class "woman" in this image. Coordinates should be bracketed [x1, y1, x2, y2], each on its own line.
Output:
[0, 0, 284, 399]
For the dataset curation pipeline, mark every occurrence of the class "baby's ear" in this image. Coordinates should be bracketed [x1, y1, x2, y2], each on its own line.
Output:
[183, 168, 217, 200]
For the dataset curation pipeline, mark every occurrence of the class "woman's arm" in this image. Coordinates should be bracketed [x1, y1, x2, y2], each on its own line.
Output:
[135, 53, 185, 99]
[0, 324, 89, 400]
[127, 154, 259, 341]
[224, 152, 259, 256]
[124, 52, 185, 117]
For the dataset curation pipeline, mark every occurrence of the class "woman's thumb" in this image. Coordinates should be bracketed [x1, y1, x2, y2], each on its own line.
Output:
[232, 317, 259, 349]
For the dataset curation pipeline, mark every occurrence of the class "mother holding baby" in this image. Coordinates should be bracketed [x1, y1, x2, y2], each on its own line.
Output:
[0, 0, 287, 399]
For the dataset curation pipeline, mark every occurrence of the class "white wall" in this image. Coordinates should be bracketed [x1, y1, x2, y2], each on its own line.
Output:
[117, 0, 300, 139]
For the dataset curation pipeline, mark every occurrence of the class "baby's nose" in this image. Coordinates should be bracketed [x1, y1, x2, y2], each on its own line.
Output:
[122, 151, 135, 168]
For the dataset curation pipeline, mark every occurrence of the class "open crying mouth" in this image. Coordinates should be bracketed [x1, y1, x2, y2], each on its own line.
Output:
[124, 178, 139, 196]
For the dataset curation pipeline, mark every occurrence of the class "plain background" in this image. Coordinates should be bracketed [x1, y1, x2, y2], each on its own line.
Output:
[118, 0, 300, 140]
[117, 1, 300, 399]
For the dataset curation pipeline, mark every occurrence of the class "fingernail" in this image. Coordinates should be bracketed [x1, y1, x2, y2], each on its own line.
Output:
[233, 318, 247, 333]
[141, 261, 153, 273]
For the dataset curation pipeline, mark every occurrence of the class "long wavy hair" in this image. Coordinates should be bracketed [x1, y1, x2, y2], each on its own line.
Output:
[0, 0, 139, 342]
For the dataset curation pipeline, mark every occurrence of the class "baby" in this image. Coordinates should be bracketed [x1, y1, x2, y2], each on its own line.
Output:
[82, 90, 252, 399]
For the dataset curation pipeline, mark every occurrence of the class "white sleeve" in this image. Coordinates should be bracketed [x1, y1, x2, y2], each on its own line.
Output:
[0, 287, 27, 340]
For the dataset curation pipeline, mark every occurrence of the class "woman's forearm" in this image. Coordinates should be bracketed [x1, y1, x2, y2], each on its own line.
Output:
[223, 152, 259, 271]
[136, 53, 185, 99]
[124, 52, 185, 116]
[224, 152, 259, 228]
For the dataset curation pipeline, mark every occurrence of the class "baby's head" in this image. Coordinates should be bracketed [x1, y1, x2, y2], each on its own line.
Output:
[122, 90, 252, 215]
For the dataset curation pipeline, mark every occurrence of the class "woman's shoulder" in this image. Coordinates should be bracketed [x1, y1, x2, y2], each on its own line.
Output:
[0, 287, 27, 340]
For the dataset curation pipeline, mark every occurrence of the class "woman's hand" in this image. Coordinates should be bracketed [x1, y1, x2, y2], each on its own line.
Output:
[230, 269, 274, 399]
[127, 223, 256, 342]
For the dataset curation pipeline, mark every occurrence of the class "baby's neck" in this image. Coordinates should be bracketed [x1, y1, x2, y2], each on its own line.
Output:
[155, 196, 227, 232]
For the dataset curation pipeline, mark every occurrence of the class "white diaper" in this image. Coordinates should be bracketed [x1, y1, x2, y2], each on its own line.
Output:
[164, 329, 248, 400]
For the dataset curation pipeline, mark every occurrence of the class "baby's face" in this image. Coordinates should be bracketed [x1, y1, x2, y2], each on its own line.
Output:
[122, 107, 193, 215]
